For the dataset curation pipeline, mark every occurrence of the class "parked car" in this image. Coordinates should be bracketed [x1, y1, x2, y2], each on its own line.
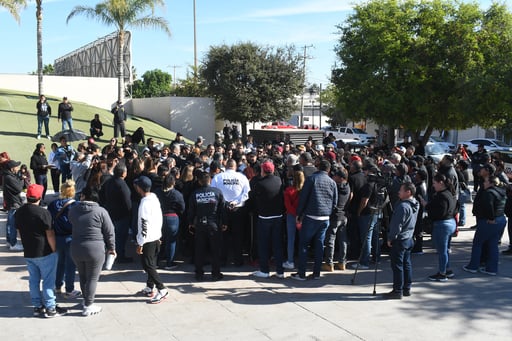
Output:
[460, 138, 512, 153]
[424, 142, 450, 164]
[261, 121, 297, 129]
[322, 126, 376, 145]
[493, 150, 512, 173]
[428, 136, 456, 153]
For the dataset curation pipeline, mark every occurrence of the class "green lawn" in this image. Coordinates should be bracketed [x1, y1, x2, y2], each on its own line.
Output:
[0, 88, 185, 166]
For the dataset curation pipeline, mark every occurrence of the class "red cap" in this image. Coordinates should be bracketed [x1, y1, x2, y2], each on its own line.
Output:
[350, 155, 362, 162]
[261, 161, 275, 174]
[27, 184, 44, 200]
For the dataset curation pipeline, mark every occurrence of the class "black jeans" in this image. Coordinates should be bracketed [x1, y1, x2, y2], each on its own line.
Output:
[222, 206, 247, 265]
[141, 240, 165, 290]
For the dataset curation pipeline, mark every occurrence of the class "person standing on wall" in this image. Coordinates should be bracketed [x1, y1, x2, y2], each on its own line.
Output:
[58, 97, 74, 131]
[36, 94, 52, 140]
[111, 101, 126, 139]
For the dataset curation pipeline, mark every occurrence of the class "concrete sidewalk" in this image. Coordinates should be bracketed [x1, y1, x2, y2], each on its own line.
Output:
[0, 200, 511, 341]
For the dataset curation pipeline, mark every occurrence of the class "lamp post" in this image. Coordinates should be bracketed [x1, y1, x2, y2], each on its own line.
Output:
[310, 99, 315, 129]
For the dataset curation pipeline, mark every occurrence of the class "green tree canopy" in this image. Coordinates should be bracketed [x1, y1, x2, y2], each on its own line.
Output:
[332, 0, 512, 142]
[201, 42, 304, 137]
[132, 68, 172, 98]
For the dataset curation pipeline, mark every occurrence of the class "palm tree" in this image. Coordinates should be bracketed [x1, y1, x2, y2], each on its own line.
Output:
[0, 0, 26, 23]
[36, 0, 43, 96]
[66, 0, 171, 102]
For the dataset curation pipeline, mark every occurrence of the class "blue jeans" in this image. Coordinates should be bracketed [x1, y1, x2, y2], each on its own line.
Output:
[324, 219, 348, 264]
[37, 115, 50, 136]
[432, 219, 456, 273]
[257, 216, 284, 274]
[358, 214, 378, 266]
[390, 238, 413, 292]
[25, 252, 58, 308]
[297, 216, 329, 276]
[60, 163, 71, 183]
[6, 208, 18, 247]
[285, 214, 297, 263]
[458, 200, 466, 226]
[113, 217, 131, 259]
[61, 118, 73, 131]
[467, 216, 507, 273]
[162, 215, 180, 265]
[55, 235, 77, 293]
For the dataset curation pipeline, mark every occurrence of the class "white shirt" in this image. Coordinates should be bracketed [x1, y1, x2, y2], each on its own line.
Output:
[211, 169, 250, 207]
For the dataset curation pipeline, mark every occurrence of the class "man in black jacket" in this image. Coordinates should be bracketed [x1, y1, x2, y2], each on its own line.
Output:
[36, 94, 52, 139]
[58, 97, 74, 131]
[3, 160, 24, 251]
[101, 164, 133, 263]
[188, 171, 227, 281]
[111, 101, 126, 139]
[250, 160, 285, 279]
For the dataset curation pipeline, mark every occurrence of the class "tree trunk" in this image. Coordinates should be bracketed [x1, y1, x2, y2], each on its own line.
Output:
[117, 30, 125, 103]
[241, 121, 248, 140]
[36, 2, 43, 96]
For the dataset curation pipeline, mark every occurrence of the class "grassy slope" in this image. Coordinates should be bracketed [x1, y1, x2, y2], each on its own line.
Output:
[0, 88, 185, 166]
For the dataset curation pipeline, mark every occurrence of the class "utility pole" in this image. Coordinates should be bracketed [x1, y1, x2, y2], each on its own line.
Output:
[193, 0, 198, 80]
[299, 44, 313, 128]
[319, 83, 322, 129]
[169, 65, 181, 89]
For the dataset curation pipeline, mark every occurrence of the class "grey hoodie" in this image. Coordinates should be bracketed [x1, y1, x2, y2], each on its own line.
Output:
[388, 198, 419, 242]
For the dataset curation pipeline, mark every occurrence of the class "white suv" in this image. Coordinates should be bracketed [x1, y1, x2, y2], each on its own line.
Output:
[322, 126, 376, 145]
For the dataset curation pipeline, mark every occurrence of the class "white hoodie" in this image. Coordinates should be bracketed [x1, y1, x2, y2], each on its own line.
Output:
[136, 193, 163, 246]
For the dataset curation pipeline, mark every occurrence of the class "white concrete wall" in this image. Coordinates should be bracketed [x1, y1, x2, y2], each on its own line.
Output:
[0, 74, 117, 110]
[128, 96, 216, 145]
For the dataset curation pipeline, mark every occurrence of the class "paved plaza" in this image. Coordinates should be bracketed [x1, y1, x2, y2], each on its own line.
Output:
[0, 195, 511, 341]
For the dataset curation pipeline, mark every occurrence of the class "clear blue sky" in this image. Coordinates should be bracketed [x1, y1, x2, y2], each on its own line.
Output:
[0, 0, 508, 87]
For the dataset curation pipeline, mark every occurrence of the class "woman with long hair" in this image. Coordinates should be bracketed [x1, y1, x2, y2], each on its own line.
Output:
[30, 143, 49, 200]
[155, 174, 185, 269]
[420, 173, 457, 282]
[463, 176, 507, 275]
[283, 169, 305, 269]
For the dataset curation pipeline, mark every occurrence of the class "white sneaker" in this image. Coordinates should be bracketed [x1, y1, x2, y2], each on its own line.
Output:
[274, 273, 285, 279]
[282, 261, 295, 269]
[149, 289, 169, 304]
[47, 135, 52, 140]
[251, 270, 270, 278]
[9, 243, 24, 251]
[82, 304, 102, 316]
[37, 135, 41, 139]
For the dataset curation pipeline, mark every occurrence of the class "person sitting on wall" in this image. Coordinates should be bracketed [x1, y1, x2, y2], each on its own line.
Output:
[89, 114, 104, 139]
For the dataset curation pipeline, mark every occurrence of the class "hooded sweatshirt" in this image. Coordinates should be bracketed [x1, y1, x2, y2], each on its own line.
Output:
[388, 198, 419, 242]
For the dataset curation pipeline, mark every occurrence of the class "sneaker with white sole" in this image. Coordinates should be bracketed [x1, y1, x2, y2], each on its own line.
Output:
[251, 270, 270, 278]
[82, 304, 102, 316]
[9, 243, 24, 251]
[140, 286, 155, 297]
[273, 273, 285, 279]
[290, 273, 306, 281]
[149, 289, 168, 304]
[479, 268, 497, 276]
[64, 290, 82, 299]
[33, 306, 46, 317]
[45, 305, 68, 318]
[462, 265, 477, 274]
[282, 261, 295, 269]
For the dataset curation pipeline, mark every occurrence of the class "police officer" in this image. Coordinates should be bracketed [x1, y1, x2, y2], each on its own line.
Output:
[188, 171, 227, 281]
[210, 159, 251, 266]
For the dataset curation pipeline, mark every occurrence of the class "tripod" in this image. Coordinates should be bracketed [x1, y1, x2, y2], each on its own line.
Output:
[350, 206, 383, 295]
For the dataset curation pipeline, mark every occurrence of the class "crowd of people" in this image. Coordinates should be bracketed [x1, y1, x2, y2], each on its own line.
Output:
[2, 129, 512, 316]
